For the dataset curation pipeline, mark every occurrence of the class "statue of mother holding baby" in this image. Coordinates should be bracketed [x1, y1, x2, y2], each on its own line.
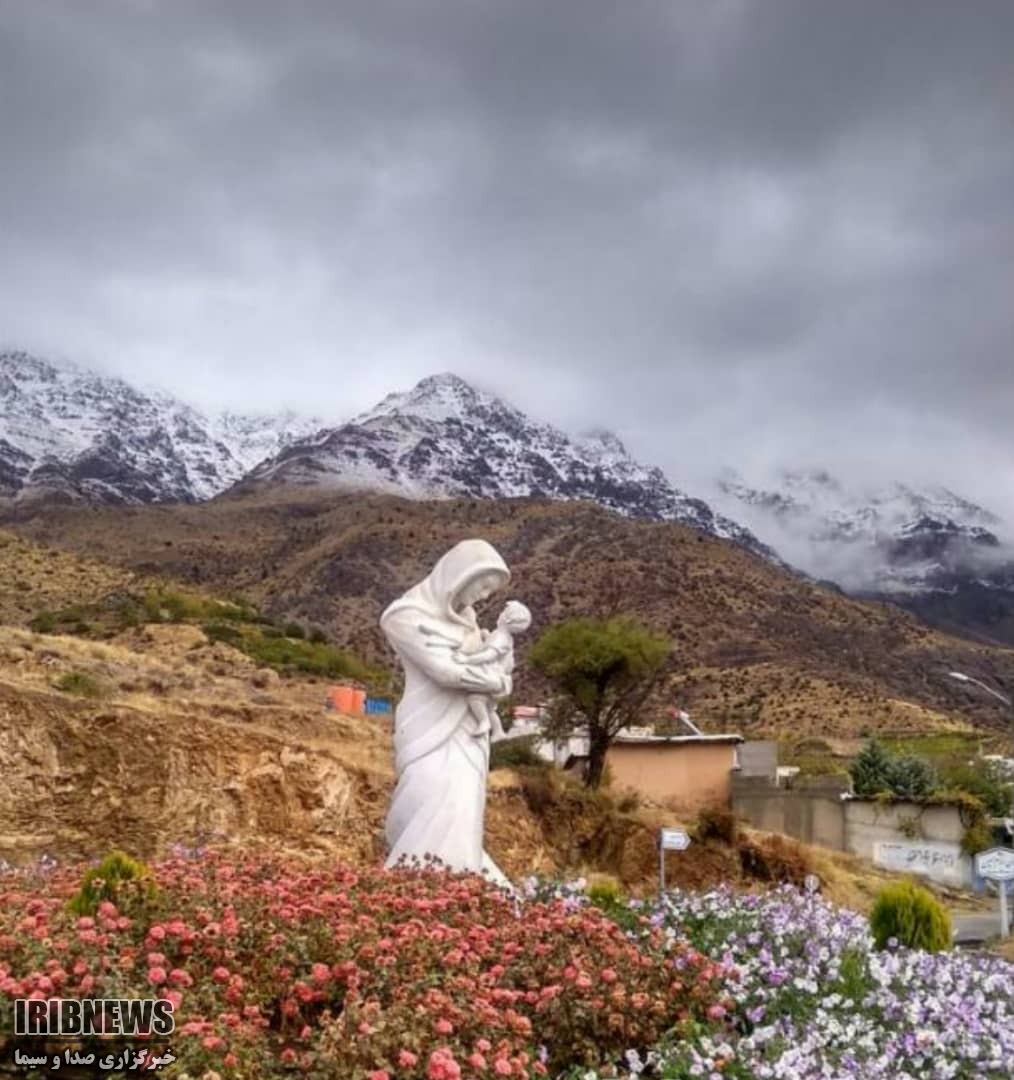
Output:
[381, 539, 530, 887]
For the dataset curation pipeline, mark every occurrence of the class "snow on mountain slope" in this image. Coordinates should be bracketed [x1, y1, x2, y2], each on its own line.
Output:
[715, 467, 1014, 645]
[0, 351, 324, 505]
[245, 373, 775, 557]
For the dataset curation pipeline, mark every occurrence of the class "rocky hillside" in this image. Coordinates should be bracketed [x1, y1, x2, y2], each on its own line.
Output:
[7, 492, 1014, 741]
[0, 534, 952, 909]
[240, 372, 774, 558]
[716, 468, 1014, 647]
[1, 352, 771, 558]
[0, 350, 324, 504]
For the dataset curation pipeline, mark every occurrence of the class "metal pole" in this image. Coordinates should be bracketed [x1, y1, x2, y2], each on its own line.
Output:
[659, 844, 665, 899]
[948, 672, 1014, 821]
[1001, 883, 1009, 939]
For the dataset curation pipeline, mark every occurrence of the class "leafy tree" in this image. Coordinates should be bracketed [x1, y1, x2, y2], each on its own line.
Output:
[886, 755, 937, 799]
[851, 739, 939, 799]
[850, 739, 894, 796]
[941, 762, 1013, 818]
[529, 616, 670, 788]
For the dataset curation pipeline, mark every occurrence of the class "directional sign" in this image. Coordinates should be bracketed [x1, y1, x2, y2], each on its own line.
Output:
[975, 847, 1014, 882]
[659, 828, 691, 852]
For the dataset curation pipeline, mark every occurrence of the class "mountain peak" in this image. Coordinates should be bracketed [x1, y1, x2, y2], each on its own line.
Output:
[354, 371, 504, 427]
[247, 374, 775, 560]
[0, 348, 325, 505]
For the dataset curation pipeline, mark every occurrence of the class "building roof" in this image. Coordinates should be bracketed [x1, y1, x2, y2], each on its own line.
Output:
[611, 732, 744, 747]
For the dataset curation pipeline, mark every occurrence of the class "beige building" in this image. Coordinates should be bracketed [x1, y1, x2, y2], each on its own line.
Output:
[605, 733, 743, 812]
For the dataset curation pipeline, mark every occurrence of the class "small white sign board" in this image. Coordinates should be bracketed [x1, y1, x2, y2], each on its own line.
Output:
[658, 828, 690, 897]
[976, 847, 1014, 881]
[803, 873, 820, 894]
[975, 847, 1014, 939]
[659, 828, 691, 851]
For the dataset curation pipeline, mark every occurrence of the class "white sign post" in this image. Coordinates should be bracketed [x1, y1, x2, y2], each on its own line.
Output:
[975, 847, 1014, 938]
[658, 828, 691, 897]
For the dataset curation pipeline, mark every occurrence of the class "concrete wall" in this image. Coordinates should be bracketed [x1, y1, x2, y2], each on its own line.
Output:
[737, 740, 778, 780]
[732, 775, 972, 887]
[845, 800, 971, 887]
[607, 742, 737, 812]
[732, 776, 846, 850]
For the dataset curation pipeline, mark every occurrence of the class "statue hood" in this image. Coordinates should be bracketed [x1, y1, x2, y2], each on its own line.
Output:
[380, 539, 510, 630]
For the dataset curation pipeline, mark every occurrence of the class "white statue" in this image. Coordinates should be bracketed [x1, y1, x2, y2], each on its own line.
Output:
[442, 599, 532, 743]
[380, 540, 528, 887]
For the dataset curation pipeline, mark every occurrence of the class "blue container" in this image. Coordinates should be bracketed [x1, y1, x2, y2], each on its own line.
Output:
[364, 696, 393, 715]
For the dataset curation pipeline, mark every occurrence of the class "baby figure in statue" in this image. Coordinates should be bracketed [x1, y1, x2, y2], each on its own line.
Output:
[454, 600, 532, 739]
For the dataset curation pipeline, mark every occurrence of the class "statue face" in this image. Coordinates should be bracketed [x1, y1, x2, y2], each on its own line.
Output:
[455, 572, 501, 610]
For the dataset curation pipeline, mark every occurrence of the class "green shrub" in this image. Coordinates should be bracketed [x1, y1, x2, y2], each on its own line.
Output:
[851, 739, 938, 800]
[887, 755, 937, 799]
[202, 622, 389, 691]
[53, 671, 105, 698]
[850, 739, 894, 796]
[203, 621, 243, 646]
[490, 735, 546, 770]
[941, 762, 1013, 818]
[28, 610, 57, 634]
[282, 621, 306, 639]
[68, 851, 157, 917]
[308, 626, 329, 644]
[143, 589, 257, 624]
[960, 817, 994, 856]
[869, 879, 952, 952]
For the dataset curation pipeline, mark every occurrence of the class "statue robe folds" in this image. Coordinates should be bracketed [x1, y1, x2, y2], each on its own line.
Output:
[381, 539, 512, 885]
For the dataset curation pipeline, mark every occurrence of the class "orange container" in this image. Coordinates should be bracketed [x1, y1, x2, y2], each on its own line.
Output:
[351, 689, 366, 716]
[328, 685, 357, 713]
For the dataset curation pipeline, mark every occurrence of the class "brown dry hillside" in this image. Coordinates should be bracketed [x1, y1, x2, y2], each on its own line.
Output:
[0, 617, 868, 902]
[5, 490, 1014, 739]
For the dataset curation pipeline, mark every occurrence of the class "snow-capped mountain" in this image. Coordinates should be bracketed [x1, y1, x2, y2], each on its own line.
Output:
[0, 351, 324, 505]
[244, 373, 775, 558]
[715, 467, 1014, 644]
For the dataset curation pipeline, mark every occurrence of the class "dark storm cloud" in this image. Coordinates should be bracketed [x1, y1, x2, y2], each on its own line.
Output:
[1, 1, 1012, 514]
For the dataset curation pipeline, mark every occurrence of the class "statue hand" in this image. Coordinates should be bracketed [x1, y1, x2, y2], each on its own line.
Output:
[459, 667, 502, 694]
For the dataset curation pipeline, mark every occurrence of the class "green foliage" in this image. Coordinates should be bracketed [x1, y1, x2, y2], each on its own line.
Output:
[282, 621, 306, 639]
[52, 671, 105, 698]
[530, 616, 670, 788]
[584, 877, 640, 932]
[495, 694, 516, 733]
[850, 739, 938, 800]
[308, 626, 329, 645]
[869, 879, 952, 953]
[143, 589, 256, 624]
[29, 587, 264, 640]
[68, 851, 156, 917]
[940, 762, 1013, 818]
[490, 735, 546, 771]
[203, 622, 388, 691]
[960, 816, 994, 856]
[530, 616, 670, 717]
[28, 610, 57, 634]
[887, 755, 937, 799]
[850, 739, 894, 796]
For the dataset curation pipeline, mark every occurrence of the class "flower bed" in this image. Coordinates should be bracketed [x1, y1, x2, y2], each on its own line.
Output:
[0, 853, 721, 1078]
[553, 884, 1014, 1080]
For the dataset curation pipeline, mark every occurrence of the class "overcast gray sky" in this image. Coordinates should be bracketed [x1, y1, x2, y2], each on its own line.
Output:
[1, 1, 1012, 513]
